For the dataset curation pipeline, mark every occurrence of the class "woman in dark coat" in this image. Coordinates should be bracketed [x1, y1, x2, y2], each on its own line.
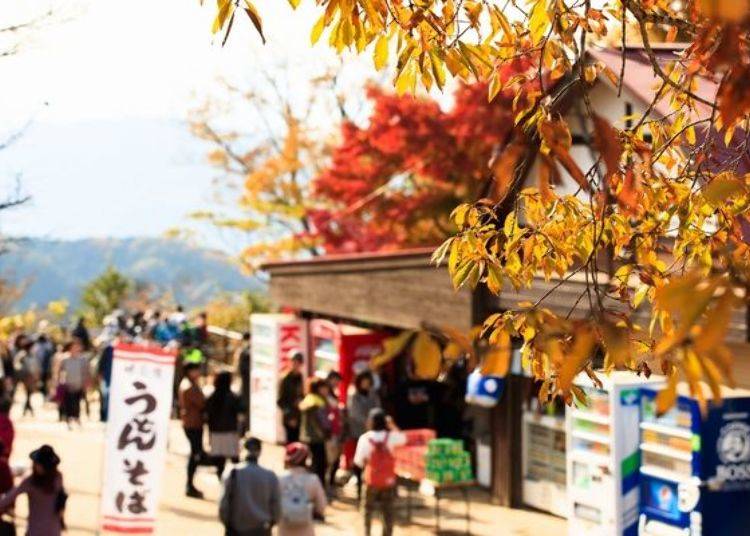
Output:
[206, 371, 242, 479]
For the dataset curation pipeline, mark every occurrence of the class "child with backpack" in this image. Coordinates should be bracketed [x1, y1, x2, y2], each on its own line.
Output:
[353, 408, 406, 536]
[278, 442, 327, 536]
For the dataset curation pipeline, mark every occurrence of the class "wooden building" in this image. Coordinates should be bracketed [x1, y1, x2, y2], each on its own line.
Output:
[261, 45, 750, 511]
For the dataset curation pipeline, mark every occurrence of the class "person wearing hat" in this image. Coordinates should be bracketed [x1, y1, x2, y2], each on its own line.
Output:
[0, 444, 67, 536]
[277, 351, 305, 444]
[278, 442, 327, 536]
[219, 437, 280, 536]
[179, 361, 209, 498]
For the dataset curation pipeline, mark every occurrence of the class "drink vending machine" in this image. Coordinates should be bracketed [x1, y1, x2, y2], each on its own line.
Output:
[249, 314, 308, 444]
[566, 371, 664, 536]
[638, 384, 750, 536]
[309, 319, 388, 402]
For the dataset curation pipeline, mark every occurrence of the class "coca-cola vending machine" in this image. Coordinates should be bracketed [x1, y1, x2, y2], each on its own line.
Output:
[309, 319, 388, 402]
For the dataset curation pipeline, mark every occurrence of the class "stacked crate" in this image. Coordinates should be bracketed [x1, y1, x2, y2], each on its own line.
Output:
[424, 438, 474, 484]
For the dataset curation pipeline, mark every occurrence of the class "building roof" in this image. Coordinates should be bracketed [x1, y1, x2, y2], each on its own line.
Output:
[589, 46, 717, 121]
[261, 246, 435, 272]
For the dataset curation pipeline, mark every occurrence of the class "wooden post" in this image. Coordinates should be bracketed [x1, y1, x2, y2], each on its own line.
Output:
[472, 285, 523, 507]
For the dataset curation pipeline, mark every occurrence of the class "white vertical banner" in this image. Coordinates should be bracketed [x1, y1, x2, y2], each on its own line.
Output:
[100, 344, 176, 534]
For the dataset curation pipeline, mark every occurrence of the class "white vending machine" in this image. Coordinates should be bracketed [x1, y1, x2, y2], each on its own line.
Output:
[522, 399, 568, 517]
[249, 313, 308, 444]
[566, 371, 663, 536]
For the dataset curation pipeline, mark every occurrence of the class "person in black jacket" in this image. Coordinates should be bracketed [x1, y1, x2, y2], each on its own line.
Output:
[206, 371, 242, 479]
[276, 352, 304, 444]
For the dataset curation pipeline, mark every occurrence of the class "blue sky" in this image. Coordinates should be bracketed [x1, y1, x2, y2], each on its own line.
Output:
[0, 0, 373, 252]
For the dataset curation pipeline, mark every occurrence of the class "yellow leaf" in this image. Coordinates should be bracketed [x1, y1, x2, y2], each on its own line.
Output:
[287, 0, 301, 8]
[529, 0, 550, 45]
[374, 35, 389, 70]
[481, 330, 511, 376]
[439, 325, 474, 355]
[429, 50, 446, 90]
[494, 7, 513, 40]
[699, 352, 724, 403]
[444, 342, 465, 361]
[557, 324, 596, 393]
[310, 14, 326, 45]
[685, 125, 696, 145]
[600, 322, 630, 370]
[452, 261, 479, 289]
[486, 263, 504, 294]
[655, 372, 678, 415]
[212, 0, 234, 34]
[488, 71, 501, 102]
[412, 331, 442, 379]
[503, 211, 516, 237]
[395, 61, 417, 95]
[371, 331, 414, 369]
[703, 172, 746, 207]
[694, 291, 735, 353]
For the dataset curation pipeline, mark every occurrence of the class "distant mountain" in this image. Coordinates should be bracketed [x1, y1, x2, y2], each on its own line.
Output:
[0, 237, 263, 311]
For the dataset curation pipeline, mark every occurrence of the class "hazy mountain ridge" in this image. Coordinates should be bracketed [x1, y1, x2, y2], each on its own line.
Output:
[0, 237, 262, 311]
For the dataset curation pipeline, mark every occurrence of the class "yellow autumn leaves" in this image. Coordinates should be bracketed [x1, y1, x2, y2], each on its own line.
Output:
[371, 325, 511, 380]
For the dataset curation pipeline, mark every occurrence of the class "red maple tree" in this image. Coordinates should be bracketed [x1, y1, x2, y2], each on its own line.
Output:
[308, 81, 517, 253]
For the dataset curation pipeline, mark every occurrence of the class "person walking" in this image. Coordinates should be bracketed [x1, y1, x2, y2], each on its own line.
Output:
[58, 337, 90, 428]
[299, 377, 331, 488]
[14, 336, 38, 417]
[32, 333, 55, 399]
[206, 371, 242, 479]
[324, 371, 343, 493]
[278, 443, 327, 536]
[0, 444, 67, 536]
[219, 437, 280, 536]
[71, 317, 91, 351]
[277, 352, 305, 444]
[96, 333, 117, 422]
[346, 370, 381, 499]
[179, 362, 208, 498]
[353, 409, 406, 536]
[235, 332, 251, 434]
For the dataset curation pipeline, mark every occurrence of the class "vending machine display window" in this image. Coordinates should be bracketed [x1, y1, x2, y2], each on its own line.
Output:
[313, 337, 338, 377]
[641, 476, 681, 522]
[521, 398, 567, 517]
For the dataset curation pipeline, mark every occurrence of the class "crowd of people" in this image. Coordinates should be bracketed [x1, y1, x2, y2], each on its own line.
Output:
[0, 306, 215, 535]
[0, 308, 408, 536]
[217, 410, 404, 536]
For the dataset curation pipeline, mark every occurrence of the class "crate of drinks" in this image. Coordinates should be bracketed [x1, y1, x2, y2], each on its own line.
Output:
[424, 438, 473, 484]
[403, 428, 436, 447]
[426, 438, 465, 457]
[394, 445, 428, 480]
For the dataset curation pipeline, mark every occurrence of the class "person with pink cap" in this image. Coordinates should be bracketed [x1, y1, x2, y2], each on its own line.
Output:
[278, 442, 327, 536]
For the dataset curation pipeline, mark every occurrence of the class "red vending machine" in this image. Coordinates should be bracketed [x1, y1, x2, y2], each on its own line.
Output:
[309, 320, 389, 468]
[309, 319, 388, 402]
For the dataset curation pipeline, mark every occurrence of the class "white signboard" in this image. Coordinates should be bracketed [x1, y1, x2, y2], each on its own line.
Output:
[250, 314, 307, 444]
[100, 344, 175, 534]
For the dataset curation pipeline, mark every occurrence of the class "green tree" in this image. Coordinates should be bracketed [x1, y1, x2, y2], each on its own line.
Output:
[79, 266, 131, 325]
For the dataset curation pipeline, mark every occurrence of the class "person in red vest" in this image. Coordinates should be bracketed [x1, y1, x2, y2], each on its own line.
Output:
[353, 408, 406, 536]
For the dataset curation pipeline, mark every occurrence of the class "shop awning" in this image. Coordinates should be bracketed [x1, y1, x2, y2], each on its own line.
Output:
[262, 248, 474, 332]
